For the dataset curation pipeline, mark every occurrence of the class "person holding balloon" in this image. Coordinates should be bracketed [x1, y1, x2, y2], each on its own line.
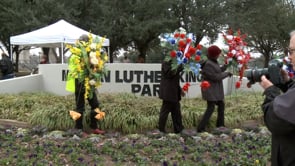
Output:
[197, 45, 232, 132]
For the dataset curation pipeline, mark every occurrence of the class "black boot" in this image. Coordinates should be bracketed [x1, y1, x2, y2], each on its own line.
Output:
[89, 109, 105, 134]
[216, 100, 225, 127]
[197, 101, 215, 132]
[75, 117, 83, 129]
[90, 109, 98, 129]
[75, 112, 83, 129]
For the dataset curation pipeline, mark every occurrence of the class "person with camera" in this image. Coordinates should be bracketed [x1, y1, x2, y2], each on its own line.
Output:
[259, 30, 295, 165]
[197, 45, 232, 132]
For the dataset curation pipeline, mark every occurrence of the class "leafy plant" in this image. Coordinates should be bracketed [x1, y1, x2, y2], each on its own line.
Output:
[0, 91, 264, 134]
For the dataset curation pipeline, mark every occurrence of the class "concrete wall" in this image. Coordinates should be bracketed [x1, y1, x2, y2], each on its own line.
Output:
[38, 64, 72, 96]
[0, 74, 43, 94]
[0, 63, 264, 97]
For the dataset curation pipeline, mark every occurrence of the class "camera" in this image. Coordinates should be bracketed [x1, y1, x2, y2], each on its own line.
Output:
[244, 59, 284, 85]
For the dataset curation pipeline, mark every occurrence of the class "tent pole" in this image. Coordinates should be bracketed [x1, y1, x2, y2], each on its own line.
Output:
[10, 45, 13, 61]
[108, 46, 110, 63]
[61, 43, 64, 64]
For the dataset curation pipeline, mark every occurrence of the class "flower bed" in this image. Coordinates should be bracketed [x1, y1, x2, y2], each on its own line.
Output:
[0, 126, 271, 165]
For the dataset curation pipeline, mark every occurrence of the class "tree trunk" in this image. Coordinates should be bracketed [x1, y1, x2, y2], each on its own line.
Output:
[264, 53, 270, 68]
[12, 46, 19, 72]
[109, 46, 115, 63]
[137, 45, 148, 63]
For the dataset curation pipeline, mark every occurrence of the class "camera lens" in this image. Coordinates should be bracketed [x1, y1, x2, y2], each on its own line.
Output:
[245, 59, 283, 85]
[244, 68, 268, 84]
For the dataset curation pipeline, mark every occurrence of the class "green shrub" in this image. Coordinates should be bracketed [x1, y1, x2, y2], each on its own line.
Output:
[0, 91, 264, 134]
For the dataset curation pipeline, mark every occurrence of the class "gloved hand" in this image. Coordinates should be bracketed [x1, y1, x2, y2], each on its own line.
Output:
[220, 64, 228, 71]
[227, 72, 233, 77]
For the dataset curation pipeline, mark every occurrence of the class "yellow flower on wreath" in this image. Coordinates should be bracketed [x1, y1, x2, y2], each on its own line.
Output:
[66, 33, 108, 99]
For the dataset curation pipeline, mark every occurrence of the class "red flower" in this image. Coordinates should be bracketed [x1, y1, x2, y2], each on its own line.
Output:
[185, 52, 191, 59]
[200, 81, 210, 90]
[234, 37, 241, 42]
[235, 81, 241, 89]
[178, 40, 186, 48]
[188, 47, 196, 55]
[179, 47, 185, 52]
[170, 50, 177, 58]
[174, 33, 180, 38]
[227, 52, 234, 58]
[195, 55, 201, 61]
[182, 82, 191, 92]
[196, 44, 202, 50]
[186, 38, 192, 43]
[180, 33, 186, 38]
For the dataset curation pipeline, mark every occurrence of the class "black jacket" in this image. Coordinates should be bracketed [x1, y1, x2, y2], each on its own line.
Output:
[262, 80, 295, 166]
[0, 55, 14, 75]
[159, 61, 183, 102]
[201, 58, 229, 101]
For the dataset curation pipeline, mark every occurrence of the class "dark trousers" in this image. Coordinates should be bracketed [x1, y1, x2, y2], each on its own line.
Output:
[197, 100, 225, 132]
[75, 79, 99, 129]
[159, 100, 184, 133]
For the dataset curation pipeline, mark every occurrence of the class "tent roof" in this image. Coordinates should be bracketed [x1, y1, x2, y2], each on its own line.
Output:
[10, 19, 110, 47]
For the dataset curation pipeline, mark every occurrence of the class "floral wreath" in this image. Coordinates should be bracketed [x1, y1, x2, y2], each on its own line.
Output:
[222, 29, 251, 88]
[67, 34, 108, 121]
[160, 28, 203, 92]
[66, 33, 108, 99]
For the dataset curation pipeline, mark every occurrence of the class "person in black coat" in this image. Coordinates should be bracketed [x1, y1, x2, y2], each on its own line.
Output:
[259, 30, 295, 165]
[158, 60, 184, 133]
[197, 45, 232, 132]
[0, 53, 14, 80]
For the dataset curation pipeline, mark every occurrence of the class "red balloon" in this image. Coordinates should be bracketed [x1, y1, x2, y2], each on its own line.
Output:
[200, 81, 210, 90]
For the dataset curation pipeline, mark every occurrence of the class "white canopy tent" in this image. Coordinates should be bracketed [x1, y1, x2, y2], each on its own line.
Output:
[10, 19, 110, 63]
